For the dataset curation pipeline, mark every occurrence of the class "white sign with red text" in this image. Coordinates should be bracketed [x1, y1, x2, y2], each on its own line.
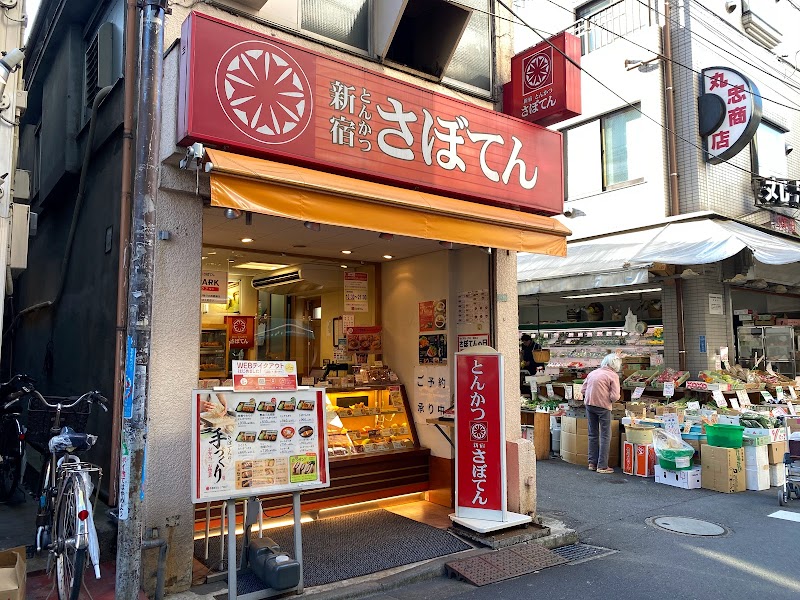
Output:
[232, 361, 298, 392]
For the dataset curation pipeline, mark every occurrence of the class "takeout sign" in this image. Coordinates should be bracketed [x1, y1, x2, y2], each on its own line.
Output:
[232, 360, 298, 391]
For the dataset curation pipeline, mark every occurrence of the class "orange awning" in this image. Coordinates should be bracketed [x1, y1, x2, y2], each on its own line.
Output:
[205, 149, 570, 256]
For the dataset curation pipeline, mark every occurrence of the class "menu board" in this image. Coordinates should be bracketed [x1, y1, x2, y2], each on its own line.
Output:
[191, 389, 330, 503]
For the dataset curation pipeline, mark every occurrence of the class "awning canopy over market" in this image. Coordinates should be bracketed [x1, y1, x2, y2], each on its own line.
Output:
[518, 217, 800, 296]
[205, 149, 571, 256]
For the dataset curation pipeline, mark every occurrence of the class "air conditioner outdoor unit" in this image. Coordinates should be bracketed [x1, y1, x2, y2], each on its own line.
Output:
[251, 265, 343, 296]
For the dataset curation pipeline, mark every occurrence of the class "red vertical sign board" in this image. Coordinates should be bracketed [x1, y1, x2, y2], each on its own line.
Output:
[455, 352, 505, 520]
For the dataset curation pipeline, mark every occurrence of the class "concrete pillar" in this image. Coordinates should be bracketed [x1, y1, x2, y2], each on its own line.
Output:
[142, 176, 203, 594]
[495, 249, 536, 516]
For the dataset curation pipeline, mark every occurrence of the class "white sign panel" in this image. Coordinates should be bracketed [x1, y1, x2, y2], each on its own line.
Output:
[344, 271, 369, 312]
[457, 333, 490, 351]
[708, 293, 724, 315]
[192, 389, 330, 503]
[201, 270, 228, 304]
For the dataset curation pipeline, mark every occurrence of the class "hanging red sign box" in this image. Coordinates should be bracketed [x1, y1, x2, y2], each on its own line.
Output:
[503, 32, 582, 127]
[226, 315, 255, 348]
[177, 12, 564, 216]
[455, 352, 506, 521]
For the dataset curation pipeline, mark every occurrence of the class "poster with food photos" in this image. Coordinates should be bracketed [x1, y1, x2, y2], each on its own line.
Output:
[192, 388, 329, 502]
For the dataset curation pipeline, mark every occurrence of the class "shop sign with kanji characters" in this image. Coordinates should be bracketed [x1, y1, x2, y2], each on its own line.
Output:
[753, 175, 800, 209]
[699, 66, 762, 164]
[177, 12, 564, 216]
[454, 351, 506, 521]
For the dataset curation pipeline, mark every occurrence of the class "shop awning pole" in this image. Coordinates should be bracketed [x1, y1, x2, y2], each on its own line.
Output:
[116, 0, 166, 595]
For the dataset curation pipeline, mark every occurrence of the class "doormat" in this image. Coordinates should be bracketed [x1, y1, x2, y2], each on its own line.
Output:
[445, 543, 567, 586]
[194, 508, 471, 588]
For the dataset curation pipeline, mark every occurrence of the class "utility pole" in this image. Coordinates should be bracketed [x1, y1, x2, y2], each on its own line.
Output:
[116, 0, 167, 596]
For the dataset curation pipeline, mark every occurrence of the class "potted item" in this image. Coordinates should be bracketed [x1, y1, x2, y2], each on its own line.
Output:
[586, 302, 604, 321]
[645, 299, 662, 319]
[532, 333, 550, 364]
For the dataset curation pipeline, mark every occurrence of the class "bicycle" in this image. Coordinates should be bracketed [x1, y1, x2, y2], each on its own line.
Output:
[0, 374, 35, 501]
[26, 389, 109, 600]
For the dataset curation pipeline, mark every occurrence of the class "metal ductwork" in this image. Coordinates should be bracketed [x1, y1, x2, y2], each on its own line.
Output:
[251, 265, 343, 296]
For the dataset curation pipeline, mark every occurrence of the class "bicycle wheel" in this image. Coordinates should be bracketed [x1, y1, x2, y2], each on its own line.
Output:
[55, 474, 87, 600]
[0, 416, 23, 501]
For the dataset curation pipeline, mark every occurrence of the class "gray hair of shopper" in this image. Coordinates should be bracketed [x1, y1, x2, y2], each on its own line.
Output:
[600, 354, 622, 372]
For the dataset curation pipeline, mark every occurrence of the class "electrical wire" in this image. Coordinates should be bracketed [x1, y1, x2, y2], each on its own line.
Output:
[495, 0, 761, 177]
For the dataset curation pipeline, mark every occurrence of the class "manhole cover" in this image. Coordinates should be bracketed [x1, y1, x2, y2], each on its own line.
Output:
[649, 516, 727, 537]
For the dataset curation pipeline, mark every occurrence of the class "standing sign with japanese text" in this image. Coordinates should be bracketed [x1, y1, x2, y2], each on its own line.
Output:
[232, 361, 298, 392]
[191, 388, 329, 502]
[177, 12, 564, 216]
[455, 351, 505, 521]
[698, 66, 762, 164]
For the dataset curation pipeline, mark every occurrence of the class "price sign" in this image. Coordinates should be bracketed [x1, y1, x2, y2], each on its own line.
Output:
[730, 397, 741, 411]
[572, 384, 583, 401]
[662, 413, 680, 435]
[632, 386, 645, 399]
[736, 390, 751, 406]
[773, 407, 788, 417]
[687, 401, 701, 411]
[787, 401, 797, 416]
[776, 386, 785, 401]
[761, 390, 775, 404]
[663, 382, 675, 398]
[546, 384, 555, 398]
[790, 387, 798, 400]
[564, 385, 573, 400]
[712, 391, 727, 408]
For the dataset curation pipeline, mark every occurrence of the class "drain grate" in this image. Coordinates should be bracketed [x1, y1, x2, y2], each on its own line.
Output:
[446, 543, 567, 586]
[551, 543, 618, 564]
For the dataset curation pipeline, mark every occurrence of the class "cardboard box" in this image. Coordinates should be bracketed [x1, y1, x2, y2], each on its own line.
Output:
[623, 441, 655, 476]
[701, 445, 746, 493]
[0, 547, 25, 600]
[777, 318, 800, 326]
[743, 427, 787, 442]
[744, 445, 769, 469]
[655, 464, 702, 489]
[768, 441, 788, 465]
[746, 466, 770, 491]
[770, 464, 786, 487]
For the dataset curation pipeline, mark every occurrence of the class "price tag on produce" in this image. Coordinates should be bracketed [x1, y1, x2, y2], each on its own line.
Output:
[687, 401, 701, 411]
[712, 391, 727, 408]
[632, 386, 645, 399]
[776, 386, 785, 401]
[662, 413, 680, 435]
[790, 387, 798, 400]
[788, 402, 797, 416]
[736, 390, 751, 406]
[662, 382, 675, 398]
[761, 390, 775, 404]
[729, 397, 741, 411]
[572, 384, 583, 401]
[564, 385, 573, 400]
[546, 384, 555, 398]
[773, 407, 788, 417]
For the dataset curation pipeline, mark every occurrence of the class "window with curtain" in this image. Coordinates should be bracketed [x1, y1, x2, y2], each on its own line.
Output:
[601, 107, 643, 188]
[752, 121, 788, 178]
[443, 0, 493, 94]
[301, 0, 369, 51]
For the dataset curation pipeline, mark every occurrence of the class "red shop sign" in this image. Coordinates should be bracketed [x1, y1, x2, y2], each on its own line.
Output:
[503, 32, 582, 127]
[455, 352, 506, 521]
[225, 315, 255, 348]
[177, 12, 563, 216]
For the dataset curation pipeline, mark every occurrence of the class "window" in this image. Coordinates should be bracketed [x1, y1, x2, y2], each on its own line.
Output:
[563, 106, 644, 199]
[576, 0, 614, 54]
[443, 0, 493, 93]
[301, 0, 369, 51]
[752, 121, 788, 178]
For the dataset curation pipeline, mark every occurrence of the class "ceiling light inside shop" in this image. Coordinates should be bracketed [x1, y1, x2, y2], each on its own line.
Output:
[224, 208, 242, 220]
[208, 251, 217, 255]
[563, 287, 662, 299]
[304, 221, 321, 232]
[234, 262, 288, 271]
[241, 237, 254, 243]
[383, 255, 393, 259]
[341, 250, 352, 254]
[340, 265, 348, 268]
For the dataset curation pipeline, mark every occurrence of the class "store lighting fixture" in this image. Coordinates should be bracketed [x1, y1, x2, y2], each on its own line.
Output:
[439, 241, 454, 249]
[562, 287, 662, 299]
[341, 250, 352, 254]
[241, 237, 254, 243]
[201, 256, 207, 260]
[234, 262, 288, 271]
[340, 264, 348, 268]
[304, 221, 321, 231]
[383, 255, 393, 259]
[224, 208, 242, 220]
[208, 251, 217, 255]
[379, 233, 394, 240]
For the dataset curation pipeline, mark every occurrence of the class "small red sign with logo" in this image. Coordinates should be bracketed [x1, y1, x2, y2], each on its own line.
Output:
[226, 315, 255, 349]
[504, 32, 582, 127]
[455, 352, 505, 519]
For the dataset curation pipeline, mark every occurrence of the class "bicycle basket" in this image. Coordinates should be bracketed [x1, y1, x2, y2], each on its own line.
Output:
[26, 395, 91, 449]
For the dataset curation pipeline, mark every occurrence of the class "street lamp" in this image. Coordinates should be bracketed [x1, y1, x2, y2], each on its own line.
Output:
[0, 48, 24, 99]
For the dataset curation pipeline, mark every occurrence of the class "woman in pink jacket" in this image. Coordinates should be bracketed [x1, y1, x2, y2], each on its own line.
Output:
[581, 354, 622, 474]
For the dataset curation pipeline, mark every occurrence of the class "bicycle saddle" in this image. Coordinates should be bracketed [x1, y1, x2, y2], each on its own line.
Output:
[48, 426, 97, 453]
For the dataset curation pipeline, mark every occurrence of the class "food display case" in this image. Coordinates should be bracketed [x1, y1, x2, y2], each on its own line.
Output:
[737, 326, 798, 378]
[534, 323, 664, 368]
[200, 324, 227, 379]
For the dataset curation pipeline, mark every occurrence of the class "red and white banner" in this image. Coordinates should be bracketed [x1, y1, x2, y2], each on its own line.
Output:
[455, 351, 506, 521]
[226, 315, 255, 348]
[232, 360, 298, 392]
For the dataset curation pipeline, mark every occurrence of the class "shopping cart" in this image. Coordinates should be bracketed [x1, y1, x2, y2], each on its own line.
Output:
[778, 451, 800, 506]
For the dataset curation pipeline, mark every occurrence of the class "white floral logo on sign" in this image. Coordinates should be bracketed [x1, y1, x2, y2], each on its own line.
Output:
[522, 48, 552, 95]
[215, 41, 313, 145]
[470, 421, 488, 442]
[232, 318, 247, 334]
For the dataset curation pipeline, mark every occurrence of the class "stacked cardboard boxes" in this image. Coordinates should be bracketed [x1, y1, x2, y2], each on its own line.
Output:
[701, 445, 746, 493]
[768, 441, 788, 487]
[622, 441, 657, 477]
[560, 416, 620, 467]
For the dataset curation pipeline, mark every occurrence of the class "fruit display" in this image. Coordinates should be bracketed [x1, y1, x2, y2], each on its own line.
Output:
[622, 369, 659, 388]
[650, 368, 689, 389]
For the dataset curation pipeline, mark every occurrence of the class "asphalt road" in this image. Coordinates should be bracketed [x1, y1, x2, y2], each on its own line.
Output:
[362, 458, 800, 600]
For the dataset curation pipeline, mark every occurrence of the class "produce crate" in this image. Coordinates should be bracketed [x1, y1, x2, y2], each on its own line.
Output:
[622, 369, 660, 389]
[650, 371, 690, 390]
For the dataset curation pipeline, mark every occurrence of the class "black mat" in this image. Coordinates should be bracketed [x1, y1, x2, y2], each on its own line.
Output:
[195, 508, 471, 588]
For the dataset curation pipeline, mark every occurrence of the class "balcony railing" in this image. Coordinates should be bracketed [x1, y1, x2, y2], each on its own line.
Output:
[567, 0, 660, 56]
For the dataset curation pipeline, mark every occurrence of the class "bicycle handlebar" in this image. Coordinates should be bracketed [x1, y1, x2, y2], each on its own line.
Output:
[31, 390, 108, 411]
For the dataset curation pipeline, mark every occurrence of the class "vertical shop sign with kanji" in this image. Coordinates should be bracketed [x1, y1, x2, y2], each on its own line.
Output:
[698, 66, 762, 164]
[455, 351, 506, 521]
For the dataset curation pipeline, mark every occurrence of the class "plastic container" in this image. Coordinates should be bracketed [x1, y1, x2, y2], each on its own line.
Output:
[705, 423, 745, 449]
[658, 455, 693, 471]
[625, 425, 655, 445]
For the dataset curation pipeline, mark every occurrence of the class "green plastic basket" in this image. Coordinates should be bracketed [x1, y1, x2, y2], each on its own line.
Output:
[657, 455, 693, 471]
[705, 423, 744, 449]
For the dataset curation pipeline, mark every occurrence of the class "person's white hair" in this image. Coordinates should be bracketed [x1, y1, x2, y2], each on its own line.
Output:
[601, 353, 622, 372]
